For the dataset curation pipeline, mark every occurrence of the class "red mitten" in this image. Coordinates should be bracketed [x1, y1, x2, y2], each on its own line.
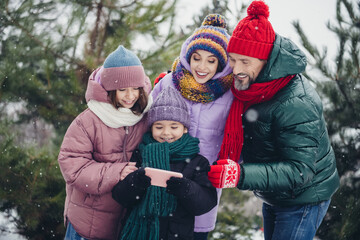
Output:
[207, 159, 241, 188]
[153, 72, 167, 87]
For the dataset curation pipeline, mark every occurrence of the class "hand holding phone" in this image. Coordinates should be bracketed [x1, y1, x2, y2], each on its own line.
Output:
[144, 167, 183, 187]
[166, 177, 192, 198]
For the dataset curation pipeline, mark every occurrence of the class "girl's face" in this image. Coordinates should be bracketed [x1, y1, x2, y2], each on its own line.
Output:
[116, 87, 140, 109]
[151, 120, 188, 143]
[190, 50, 219, 84]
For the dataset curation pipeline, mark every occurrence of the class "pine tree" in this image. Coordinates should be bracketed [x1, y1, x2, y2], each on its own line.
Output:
[0, 0, 181, 137]
[0, 119, 65, 239]
[293, 0, 360, 239]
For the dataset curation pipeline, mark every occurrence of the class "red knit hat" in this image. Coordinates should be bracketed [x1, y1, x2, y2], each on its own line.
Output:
[227, 1, 275, 60]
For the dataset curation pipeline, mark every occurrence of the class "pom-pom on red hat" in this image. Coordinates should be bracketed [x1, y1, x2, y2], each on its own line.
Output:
[227, 0, 275, 60]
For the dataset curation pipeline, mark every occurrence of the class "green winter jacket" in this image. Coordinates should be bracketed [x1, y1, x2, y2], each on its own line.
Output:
[238, 34, 340, 206]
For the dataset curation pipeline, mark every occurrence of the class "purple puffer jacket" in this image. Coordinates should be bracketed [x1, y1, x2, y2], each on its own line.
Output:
[151, 38, 234, 233]
[58, 68, 149, 240]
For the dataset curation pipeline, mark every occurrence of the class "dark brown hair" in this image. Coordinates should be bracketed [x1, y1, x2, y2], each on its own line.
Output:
[108, 87, 148, 115]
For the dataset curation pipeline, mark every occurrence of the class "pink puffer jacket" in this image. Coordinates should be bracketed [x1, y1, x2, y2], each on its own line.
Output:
[58, 68, 149, 240]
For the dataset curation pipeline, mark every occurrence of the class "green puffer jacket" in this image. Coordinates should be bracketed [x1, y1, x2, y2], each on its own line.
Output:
[238, 34, 340, 206]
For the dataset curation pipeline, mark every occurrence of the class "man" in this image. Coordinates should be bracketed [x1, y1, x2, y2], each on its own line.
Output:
[207, 1, 340, 240]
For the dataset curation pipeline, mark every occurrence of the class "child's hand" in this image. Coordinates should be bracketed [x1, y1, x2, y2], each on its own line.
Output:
[166, 177, 191, 198]
[112, 168, 151, 207]
[120, 162, 137, 180]
[123, 168, 151, 191]
[130, 149, 142, 168]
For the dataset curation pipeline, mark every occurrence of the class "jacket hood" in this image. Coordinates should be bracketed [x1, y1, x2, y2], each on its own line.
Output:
[256, 34, 307, 83]
[179, 36, 233, 79]
[85, 67, 109, 103]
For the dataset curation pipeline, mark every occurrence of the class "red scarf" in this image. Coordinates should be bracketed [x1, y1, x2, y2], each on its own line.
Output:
[219, 75, 295, 161]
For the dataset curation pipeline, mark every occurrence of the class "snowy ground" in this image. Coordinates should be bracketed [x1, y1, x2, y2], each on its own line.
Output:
[226, 229, 264, 240]
[239, 229, 264, 240]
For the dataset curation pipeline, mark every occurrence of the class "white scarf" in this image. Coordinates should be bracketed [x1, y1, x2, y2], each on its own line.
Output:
[87, 95, 153, 128]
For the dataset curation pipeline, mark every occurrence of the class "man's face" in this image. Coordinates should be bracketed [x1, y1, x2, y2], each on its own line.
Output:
[228, 52, 267, 90]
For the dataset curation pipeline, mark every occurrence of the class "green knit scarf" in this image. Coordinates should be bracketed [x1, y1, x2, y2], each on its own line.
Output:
[120, 132, 200, 240]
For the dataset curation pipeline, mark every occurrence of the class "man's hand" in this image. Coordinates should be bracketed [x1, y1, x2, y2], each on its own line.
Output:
[207, 159, 241, 188]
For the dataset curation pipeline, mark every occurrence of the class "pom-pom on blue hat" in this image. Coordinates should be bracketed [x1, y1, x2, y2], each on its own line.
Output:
[100, 45, 146, 91]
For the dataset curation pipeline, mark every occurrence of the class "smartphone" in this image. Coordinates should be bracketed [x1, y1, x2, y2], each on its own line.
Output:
[144, 167, 183, 188]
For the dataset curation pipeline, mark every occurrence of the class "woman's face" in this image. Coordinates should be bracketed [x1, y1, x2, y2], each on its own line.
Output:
[116, 87, 140, 109]
[190, 50, 219, 84]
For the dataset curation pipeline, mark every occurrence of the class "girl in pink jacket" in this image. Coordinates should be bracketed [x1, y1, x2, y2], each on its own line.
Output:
[58, 45, 152, 240]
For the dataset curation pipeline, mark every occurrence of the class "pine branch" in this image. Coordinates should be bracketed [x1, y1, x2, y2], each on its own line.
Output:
[4, 5, 86, 70]
[292, 20, 332, 79]
[101, 0, 138, 9]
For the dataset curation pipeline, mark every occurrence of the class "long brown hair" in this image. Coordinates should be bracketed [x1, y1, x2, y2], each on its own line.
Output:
[108, 87, 148, 115]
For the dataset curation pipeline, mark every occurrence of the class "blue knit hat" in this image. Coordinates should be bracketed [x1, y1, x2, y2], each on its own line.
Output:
[185, 14, 230, 70]
[100, 45, 146, 91]
[148, 87, 190, 129]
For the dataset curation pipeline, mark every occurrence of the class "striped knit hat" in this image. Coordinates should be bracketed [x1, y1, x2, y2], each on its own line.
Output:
[185, 14, 230, 70]
[100, 45, 146, 91]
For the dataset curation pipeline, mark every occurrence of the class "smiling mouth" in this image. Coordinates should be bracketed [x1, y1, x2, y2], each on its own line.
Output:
[196, 71, 208, 78]
[235, 74, 248, 80]
[161, 137, 174, 142]
[123, 100, 135, 105]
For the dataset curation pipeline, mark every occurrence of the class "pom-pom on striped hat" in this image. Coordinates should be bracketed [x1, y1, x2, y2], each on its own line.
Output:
[185, 14, 230, 70]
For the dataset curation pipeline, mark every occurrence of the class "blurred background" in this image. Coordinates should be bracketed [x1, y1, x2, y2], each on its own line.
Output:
[0, 0, 359, 239]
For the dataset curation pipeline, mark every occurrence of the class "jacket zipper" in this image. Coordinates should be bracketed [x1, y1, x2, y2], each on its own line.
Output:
[123, 126, 129, 162]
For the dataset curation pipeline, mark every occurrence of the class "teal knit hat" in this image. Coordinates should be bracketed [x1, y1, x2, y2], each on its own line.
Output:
[100, 45, 146, 91]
